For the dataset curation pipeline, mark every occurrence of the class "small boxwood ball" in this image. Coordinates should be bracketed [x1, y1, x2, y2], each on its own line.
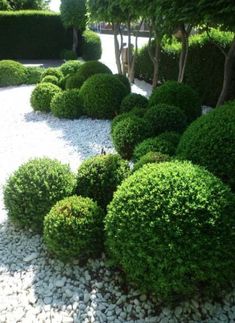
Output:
[105, 161, 235, 300]
[60, 60, 82, 77]
[30, 83, 62, 113]
[51, 89, 84, 119]
[133, 151, 171, 172]
[144, 104, 187, 135]
[177, 102, 235, 190]
[0, 60, 27, 86]
[111, 110, 144, 134]
[43, 195, 105, 261]
[41, 75, 60, 86]
[41, 68, 63, 82]
[120, 93, 148, 113]
[158, 131, 181, 147]
[3, 158, 76, 232]
[112, 116, 152, 160]
[65, 73, 85, 90]
[76, 154, 130, 209]
[114, 74, 131, 93]
[133, 137, 176, 161]
[149, 81, 201, 122]
[79, 74, 129, 119]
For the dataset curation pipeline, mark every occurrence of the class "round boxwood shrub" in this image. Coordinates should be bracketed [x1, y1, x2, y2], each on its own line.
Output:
[41, 75, 60, 86]
[82, 30, 102, 61]
[65, 73, 85, 90]
[60, 60, 82, 77]
[114, 74, 131, 93]
[0, 60, 27, 86]
[149, 81, 201, 122]
[3, 158, 76, 232]
[30, 83, 62, 113]
[133, 136, 176, 161]
[120, 93, 148, 113]
[144, 104, 187, 135]
[177, 102, 235, 190]
[111, 110, 145, 134]
[60, 49, 77, 61]
[112, 116, 151, 160]
[80, 74, 129, 119]
[76, 154, 130, 209]
[158, 131, 181, 147]
[44, 195, 104, 261]
[25, 67, 45, 85]
[105, 161, 235, 300]
[133, 151, 171, 172]
[51, 89, 84, 119]
[41, 68, 63, 82]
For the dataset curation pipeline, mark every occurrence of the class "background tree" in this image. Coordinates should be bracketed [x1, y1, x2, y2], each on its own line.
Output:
[6, 0, 50, 10]
[0, 0, 10, 10]
[60, 0, 87, 54]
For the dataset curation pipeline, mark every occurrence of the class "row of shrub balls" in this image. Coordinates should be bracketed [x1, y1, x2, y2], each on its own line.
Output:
[4, 100, 235, 302]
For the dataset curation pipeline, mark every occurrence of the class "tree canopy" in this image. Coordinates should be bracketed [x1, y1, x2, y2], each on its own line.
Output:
[0, 0, 50, 10]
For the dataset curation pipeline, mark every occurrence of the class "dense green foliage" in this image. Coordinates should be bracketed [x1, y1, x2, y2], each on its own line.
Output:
[82, 30, 102, 61]
[144, 104, 187, 136]
[41, 75, 60, 86]
[60, 60, 82, 77]
[76, 154, 130, 209]
[79, 74, 128, 119]
[0, 11, 73, 59]
[51, 89, 83, 119]
[120, 93, 148, 113]
[60, 0, 86, 31]
[44, 195, 104, 261]
[60, 49, 77, 60]
[133, 136, 176, 161]
[25, 66, 45, 84]
[4, 158, 76, 232]
[30, 82, 62, 113]
[177, 102, 235, 190]
[149, 81, 201, 123]
[41, 68, 63, 81]
[105, 161, 235, 300]
[157, 131, 181, 147]
[112, 116, 151, 160]
[0, 0, 10, 10]
[114, 74, 131, 93]
[2, 0, 50, 10]
[133, 151, 171, 172]
[0, 60, 26, 86]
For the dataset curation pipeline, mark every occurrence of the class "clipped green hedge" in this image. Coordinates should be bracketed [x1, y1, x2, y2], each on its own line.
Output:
[0, 11, 73, 59]
[135, 30, 235, 106]
[105, 161, 235, 300]
[44, 195, 105, 261]
[82, 30, 102, 61]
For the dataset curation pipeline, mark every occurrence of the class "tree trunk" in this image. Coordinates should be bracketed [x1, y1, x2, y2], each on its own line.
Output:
[217, 37, 235, 106]
[148, 27, 161, 88]
[113, 23, 122, 74]
[72, 27, 78, 54]
[127, 18, 132, 80]
[178, 24, 190, 83]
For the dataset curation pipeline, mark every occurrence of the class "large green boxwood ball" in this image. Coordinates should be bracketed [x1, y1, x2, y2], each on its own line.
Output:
[41, 68, 63, 82]
[43, 195, 104, 261]
[80, 74, 129, 119]
[158, 131, 181, 147]
[133, 137, 176, 161]
[60, 60, 82, 77]
[51, 89, 84, 119]
[177, 102, 235, 190]
[30, 83, 62, 113]
[105, 161, 235, 300]
[114, 74, 131, 93]
[120, 93, 148, 113]
[0, 60, 27, 86]
[112, 116, 151, 160]
[133, 151, 171, 172]
[144, 104, 187, 135]
[76, 154, 130, 209]
[3, 158, 76, 232]
[149, 81, 201, 122]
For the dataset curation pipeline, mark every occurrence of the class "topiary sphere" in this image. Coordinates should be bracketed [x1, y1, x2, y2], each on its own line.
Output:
[65, 73, 85, 90]
[133, 137, 176, 161]
[105, 161, 235, 300]
[43, 195, 105, 261]
[41, 75, 60, 86]
[114, 74, 131, 93]
[144, 104, 187, 136]
[76, 154, 130, 209]
[41, 68, 63, 82]
[158, 131, 181, 147]
[60, 60, 82, 77]
[133, 151, 171, 172]
[51, 89, 84, 119]
[177, 102, 235, 190]
[120, 93, 148, 113]
[79, 74, 129, 119]
[111, 109, 145, 134]
[3, 158, 76, 232]
[30, 83, 62, 113]
[0, 60, 27, 86]
[149, 81, 201, 122]
[112, 116, 152, 160]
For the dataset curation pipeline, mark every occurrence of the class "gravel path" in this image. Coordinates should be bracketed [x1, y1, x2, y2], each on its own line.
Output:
[0, 86, 235, 322]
